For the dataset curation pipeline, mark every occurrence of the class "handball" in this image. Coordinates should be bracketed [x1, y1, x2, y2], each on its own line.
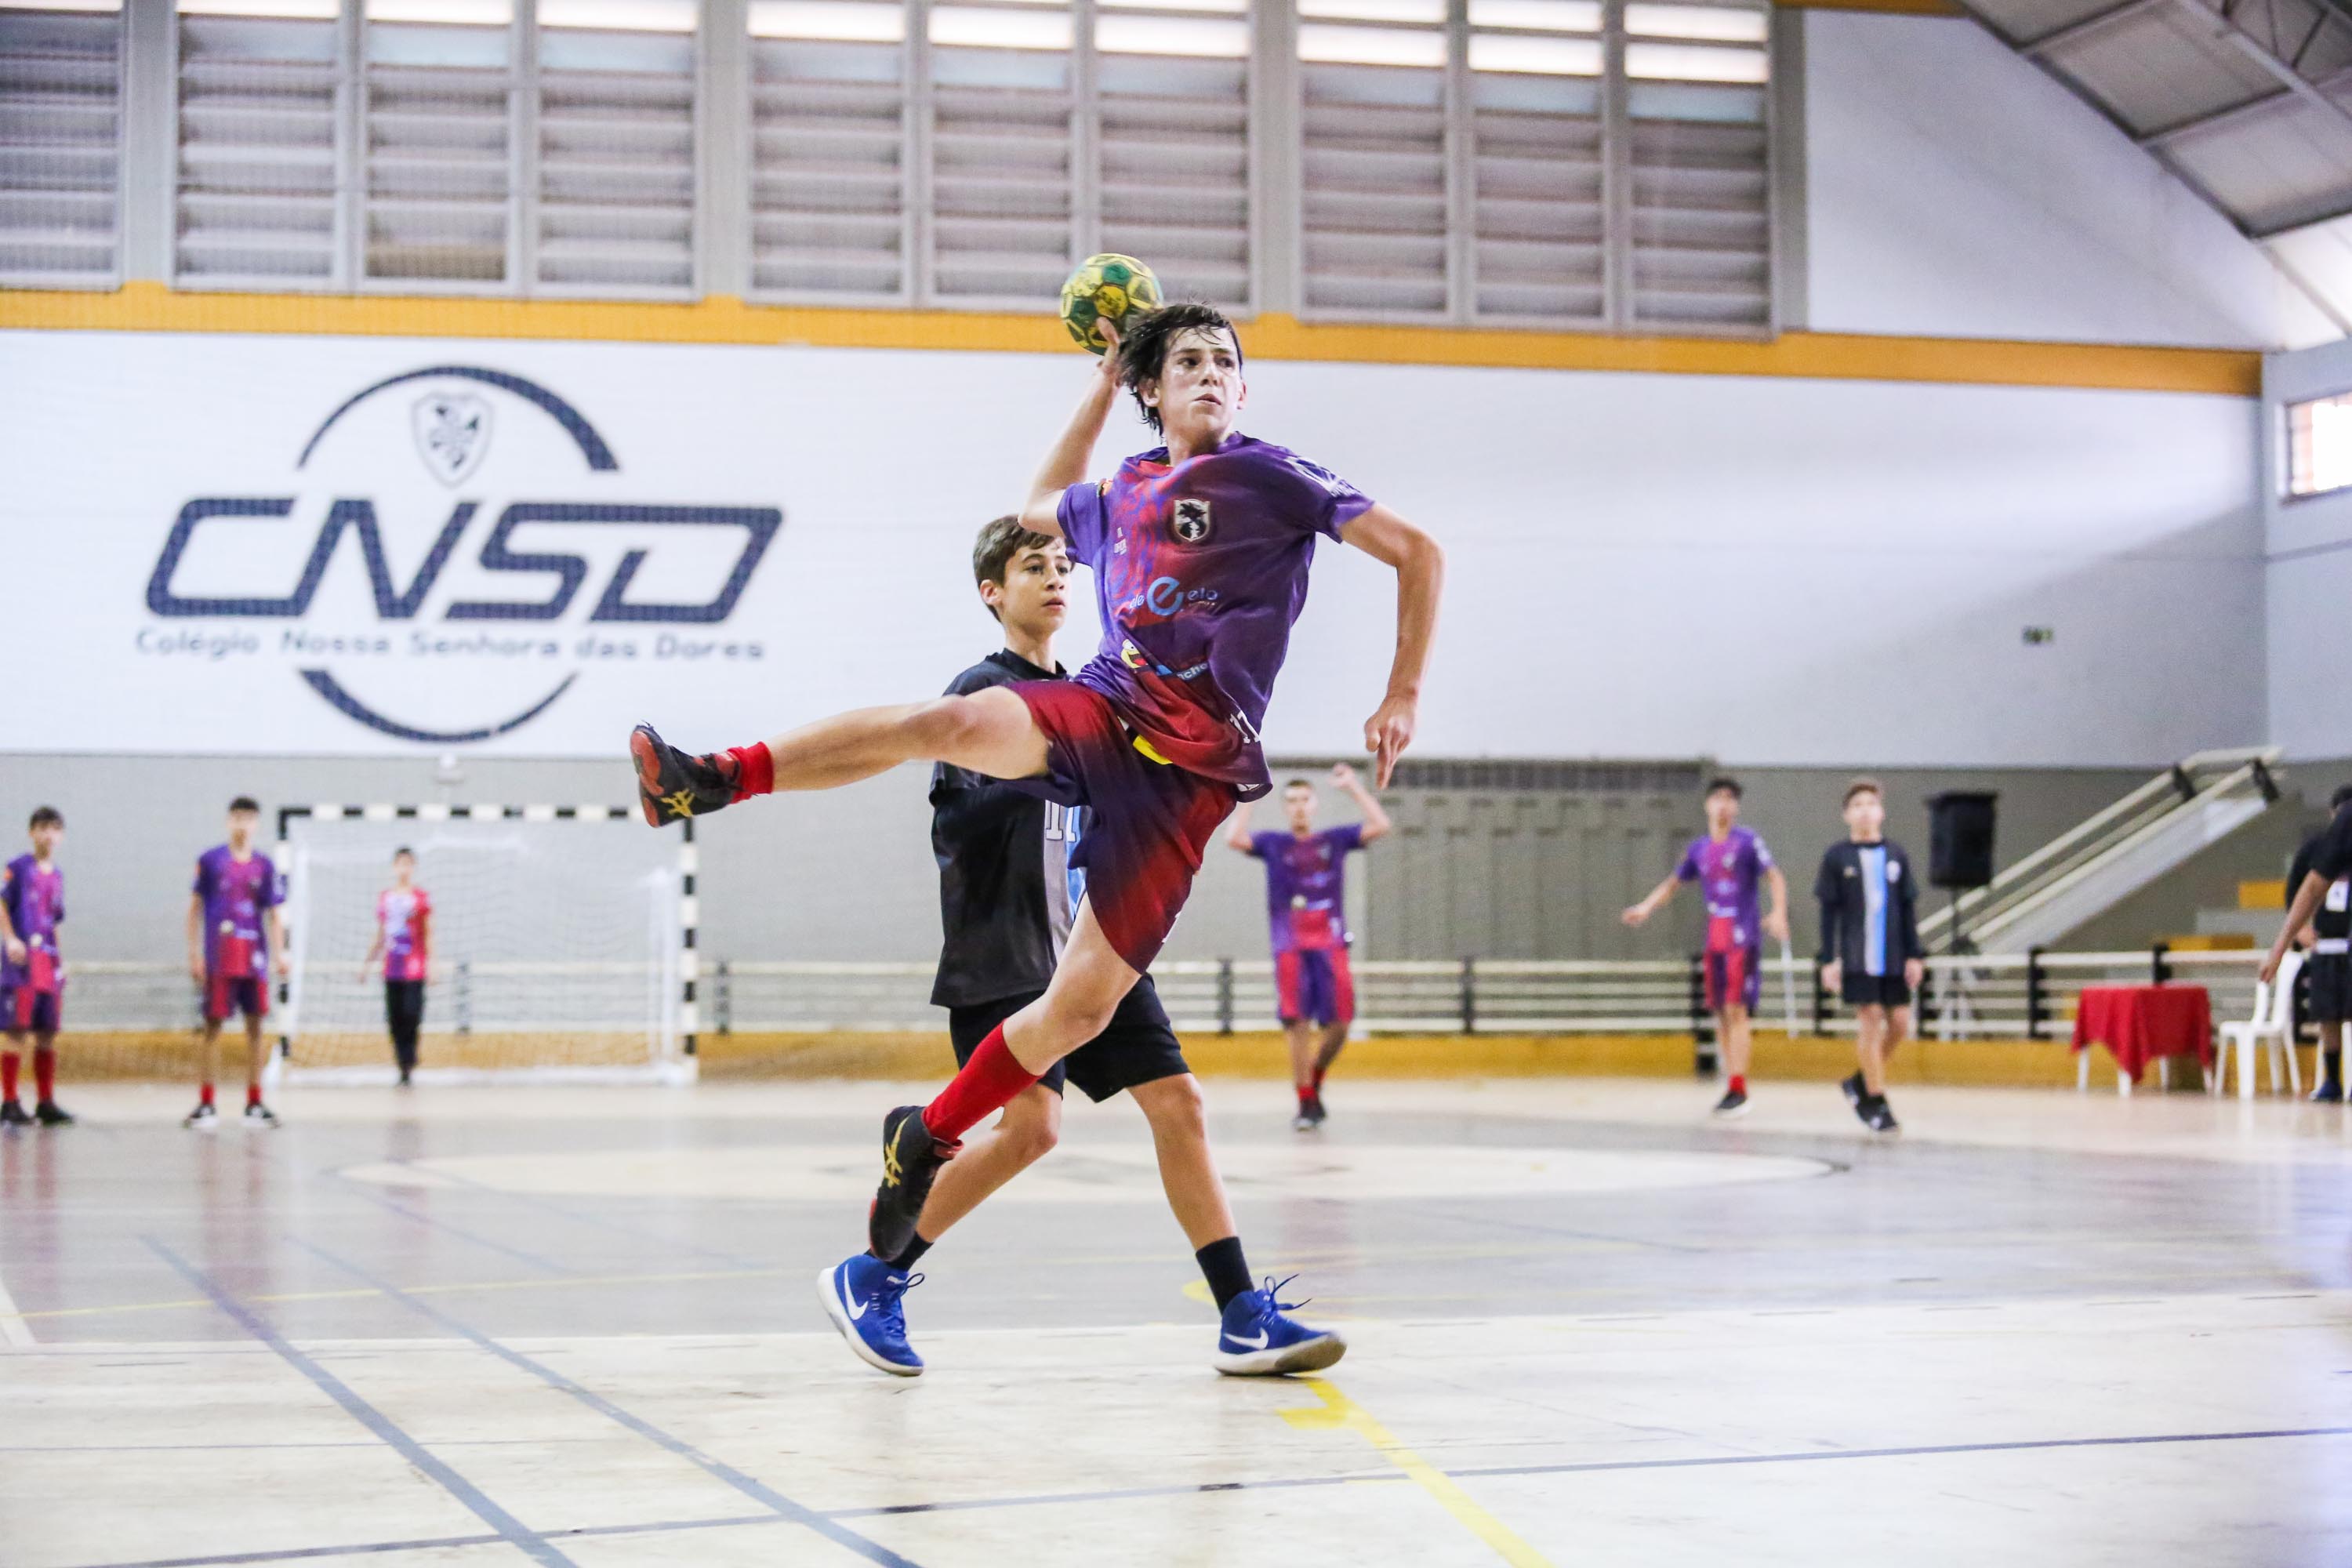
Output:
[1060, 253, 1161, 355]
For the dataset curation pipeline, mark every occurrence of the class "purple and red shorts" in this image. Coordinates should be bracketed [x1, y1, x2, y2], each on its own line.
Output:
[1276, 946, 1356, 1027]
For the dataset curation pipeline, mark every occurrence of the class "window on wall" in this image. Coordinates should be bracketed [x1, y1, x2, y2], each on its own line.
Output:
[0, 0, 122, 287]
[1469, 0, 1602, 325]
[926, 0, 1075, 306]
[175, 0, 340, 288]
[1623, 0, 1767, 331]
[1298, 0, 1448, 318]
[537, 0, 696, 294]
[2286, 391, 2352, 500]
[749, 0, 911, 300]
[361, 0, 514, 287]
[1096, 0, 1250, 307]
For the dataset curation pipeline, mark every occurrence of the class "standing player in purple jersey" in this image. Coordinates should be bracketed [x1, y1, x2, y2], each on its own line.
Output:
[1226, 764, 1390, 1129]
[629, 303, 1443, 1357]
[183, 797, 285, 1131]
[0, 807, 74, 1127]
[1623, 777, 1789, 1118]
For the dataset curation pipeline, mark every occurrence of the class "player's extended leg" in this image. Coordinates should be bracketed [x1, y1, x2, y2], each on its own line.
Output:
[31, 1028, 69, 1126]
[1854, 1004, 1886, 1097]
[186, 1015, 224, 1130]
[869, 905, 1136, 1259]
[1129, 1073, 1346, 1377]
[241, 1011, 277, 1127]
[631, 688, 1049, 825]
[0, 1028, 26, 1127]
[1306, 949, 1354, 1123]
[2316, 1020, 2344, 1102]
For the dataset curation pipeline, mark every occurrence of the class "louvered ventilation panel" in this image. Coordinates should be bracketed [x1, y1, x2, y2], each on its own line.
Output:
[175, 0, 339, 288]
[928, 0, 1073, 307]
[1094, 2, 1249, 310]
[1298, 0, 1447, 319]
[538, 0, 693, 295]
[0, 2, 120, 286]
[1624, 0, 1766, 332]
[1467, 0, 1601, 325]
[747, 0, 908, 301]
[364, 0, 513, 286]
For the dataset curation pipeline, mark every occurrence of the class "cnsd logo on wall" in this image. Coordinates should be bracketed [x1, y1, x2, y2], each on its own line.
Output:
[142, 365, 781, 744]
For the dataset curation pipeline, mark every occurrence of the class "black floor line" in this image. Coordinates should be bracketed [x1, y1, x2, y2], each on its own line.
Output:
[140, 1237, 579, 1568]
[291, 1236, 927, 1568]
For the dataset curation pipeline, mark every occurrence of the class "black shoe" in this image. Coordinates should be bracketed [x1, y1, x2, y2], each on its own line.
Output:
[1711, 1086, 1749, 1118]
[244, 1101, 280, 1129]
[183, 1102, 219, 1131]
[0, 1100, 29, 1128]
[1839, 1072, 1864, 1107]
[2310, 1080, 2343, 1104]
[1307, 1092, 1328, 1127]
[868, 1105, 956, 1261]
[33, 1101, 73, 1127]
[631, 723, 742, 827]
[397, 1070, 413, 1088]
[1861, 1094, 1900, 1135]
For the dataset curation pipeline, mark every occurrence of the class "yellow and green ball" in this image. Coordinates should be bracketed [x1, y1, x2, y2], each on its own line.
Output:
[1060, 253, 1163, 355]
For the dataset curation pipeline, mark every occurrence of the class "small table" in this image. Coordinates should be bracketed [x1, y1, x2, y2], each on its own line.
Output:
[2072, 985, 2213, 1095]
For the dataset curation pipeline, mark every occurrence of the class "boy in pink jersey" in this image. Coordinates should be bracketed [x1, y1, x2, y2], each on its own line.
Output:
[1624, 777, 1789, 1118]
[361, 848, 431, 1087]
[1226, 764, 1391, 1128]
[630, 303, 1443, 1372]
[0, 807, 73, 1127]
[184, 797, 285, 1130]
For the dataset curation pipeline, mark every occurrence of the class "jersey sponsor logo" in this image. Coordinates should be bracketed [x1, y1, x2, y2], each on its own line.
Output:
[1171, 497, 1213, 543]
[143, 366, 784, 746]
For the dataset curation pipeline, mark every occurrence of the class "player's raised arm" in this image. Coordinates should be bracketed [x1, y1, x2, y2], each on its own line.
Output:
[1336, 503, 1443, 789]
[1225, 803, 1258, 855]
[1329, 763, 1392, 844]
[1019, 319, 1129, 539]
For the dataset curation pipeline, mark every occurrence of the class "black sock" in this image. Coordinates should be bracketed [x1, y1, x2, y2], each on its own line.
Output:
[1196, 1236, 1252, 1312]
[887, 1235, 932, 1272]
[2325, 1047, 2343, 1087]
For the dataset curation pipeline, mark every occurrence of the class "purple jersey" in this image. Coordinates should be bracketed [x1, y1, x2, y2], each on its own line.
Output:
[194, 845, 280, 979]
[1676, 826, 1774, 953]
[0, 855, 64, 993]
[1058, 432, 1373, 800]
[1249, 825, 1364, 953]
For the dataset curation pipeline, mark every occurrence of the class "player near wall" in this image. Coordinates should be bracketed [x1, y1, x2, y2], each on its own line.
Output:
[183, 797, 285, 1130]
[358, 847, 431, 1088]
[2268, 782, 2352, 1103]
[630, 302, 1443, 1370]
[1225, 765, 1389, 1130]
[1815, 779, 1918, 1137]
[1622, 776, 1788, 1119]
[0, 806, 74, 1127]
[819, 515, 1339, 1377]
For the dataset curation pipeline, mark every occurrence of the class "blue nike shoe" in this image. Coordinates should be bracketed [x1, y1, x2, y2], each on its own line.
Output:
[1211, 1275, 1347, 1377]
[818, 1253, 924, 1377]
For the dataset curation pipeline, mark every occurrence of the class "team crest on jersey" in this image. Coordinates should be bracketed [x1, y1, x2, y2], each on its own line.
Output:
[412, 391, 492, 488]
[1171, 498, 1213, 544]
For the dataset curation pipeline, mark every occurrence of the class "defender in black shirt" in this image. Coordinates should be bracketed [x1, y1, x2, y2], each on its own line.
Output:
[2269, 782, 2352, 1102]
[818, 517, 1342, 1379]
[1814, 779, 1920, 1135]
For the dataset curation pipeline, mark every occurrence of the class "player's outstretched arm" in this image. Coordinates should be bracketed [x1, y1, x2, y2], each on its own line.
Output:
[1337, 503, 1443, 789]
[1224, 804, 1258, 855]
[1329, 763, 1392, 844]
[1621, 876, 1678, 927]
[1019, 320, 1128, 539]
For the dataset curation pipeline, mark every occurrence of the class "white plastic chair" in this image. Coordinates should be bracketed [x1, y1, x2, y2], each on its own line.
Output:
[2216, 950, 2304, 1100]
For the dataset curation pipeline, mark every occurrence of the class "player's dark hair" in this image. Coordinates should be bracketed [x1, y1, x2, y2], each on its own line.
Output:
[971, 514, 1061, 625]
[1285, 778, 1314, 793]
[1843, 777, 1883, 807]
[2332, 782, 2352, 811]
[393, 846, 414, 861]
[229, 796, 260, 815]
[1117, 301, 1242, 436]
[28, 806, 61, 830]
[1704, 776, 1742, 800]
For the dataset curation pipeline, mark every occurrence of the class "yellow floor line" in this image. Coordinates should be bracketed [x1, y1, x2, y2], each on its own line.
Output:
[1281, 1379, 1555, 1568]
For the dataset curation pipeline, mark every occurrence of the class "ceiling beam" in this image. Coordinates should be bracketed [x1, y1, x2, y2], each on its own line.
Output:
[2178, 0, 2352, 141]
[2020, 0, 2172, 54]
[2140, 63, 2352, 146]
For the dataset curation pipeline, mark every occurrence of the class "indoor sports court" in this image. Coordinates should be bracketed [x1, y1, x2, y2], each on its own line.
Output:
[4, 0, 2352, 1560]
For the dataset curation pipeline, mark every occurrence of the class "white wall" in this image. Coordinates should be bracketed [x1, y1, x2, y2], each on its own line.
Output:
[2264, 339, 2352, 759]
[0, 328, 2263, 768]
[1803, 12, 2334, 351]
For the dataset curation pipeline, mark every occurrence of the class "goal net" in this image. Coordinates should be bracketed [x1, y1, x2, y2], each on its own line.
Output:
[277, 804, 692, 1084]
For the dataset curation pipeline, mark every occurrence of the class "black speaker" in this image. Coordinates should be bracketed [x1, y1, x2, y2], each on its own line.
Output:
[1927, 791, 1998, 890]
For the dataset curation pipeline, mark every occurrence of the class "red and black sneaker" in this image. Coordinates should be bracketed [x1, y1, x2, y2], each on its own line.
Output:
[868, 1105, 959, 1262]
[631, 723, 743, 826]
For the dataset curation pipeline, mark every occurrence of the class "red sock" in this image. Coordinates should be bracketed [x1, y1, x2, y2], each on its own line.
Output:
[1730, 1074, 1748, 1094]
[0, 1053, 17, 1103]
[247, 1082, 263, 1108]
[199, 1082, 216, 1108]
[921, 1025, 1037, 1145]
[1298, 1084, 1316, 1105]
[33, 1048, 54, 1103]
[726, 742, 774, 800]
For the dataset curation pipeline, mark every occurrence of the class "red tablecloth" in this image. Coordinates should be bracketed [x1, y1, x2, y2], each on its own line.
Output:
[2071, 985, 2212, 1082]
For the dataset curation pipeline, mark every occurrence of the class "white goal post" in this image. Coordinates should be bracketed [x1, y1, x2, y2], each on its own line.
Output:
[270, 803, 697, 1085]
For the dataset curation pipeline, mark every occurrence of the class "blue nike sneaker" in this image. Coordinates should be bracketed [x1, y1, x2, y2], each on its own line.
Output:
[818, 1253, 924, 1377]
[1212, 1275, 1347, 1377]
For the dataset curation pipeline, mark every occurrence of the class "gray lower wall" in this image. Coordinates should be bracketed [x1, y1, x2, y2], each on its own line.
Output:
[1, 753, 2328, 971]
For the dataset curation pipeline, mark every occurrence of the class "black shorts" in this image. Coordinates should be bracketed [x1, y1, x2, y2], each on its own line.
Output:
[2307, 953, 2352, 1024]
[949, 976, 1190, 1105]
[1842, 970, 1912, 1009]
